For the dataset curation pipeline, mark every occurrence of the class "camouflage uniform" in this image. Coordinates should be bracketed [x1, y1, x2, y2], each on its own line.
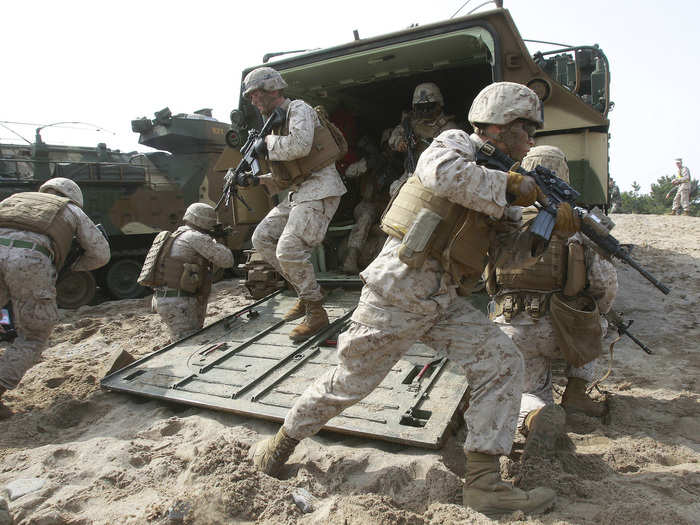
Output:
[492, 236, 618, 429]
[284, 129, 541, 455]
[0, 204, 110, 390]
[153, 225, 233, 340]
[672, 164, 691, 214]
[252, 99, 346, 302]
[388, 83, 458, 196]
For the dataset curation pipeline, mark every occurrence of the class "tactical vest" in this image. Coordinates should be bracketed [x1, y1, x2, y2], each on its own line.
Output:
[412, 115, 455, 155]
[496, 235, 567, 291]
[142, 230, 210, 294]
[380, 175, 491, 294]
[0, 192, 74, 267]
[268, 104, 344, 190]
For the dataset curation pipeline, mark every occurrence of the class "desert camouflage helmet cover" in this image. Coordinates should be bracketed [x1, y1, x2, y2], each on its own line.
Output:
[242, 67, 288, 97]
[184, 203, 218, 231]
[521, 145, 570, 183]
[39, 177, 84, 208]
[468, 82, 543, 128]
[412, 82, 444, 106]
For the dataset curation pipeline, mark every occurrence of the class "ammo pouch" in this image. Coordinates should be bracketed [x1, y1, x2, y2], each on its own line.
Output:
[380, 176, 490, 296]
[549, 293, 602, 367]
[179, 263, 203, 294]
[268, 105, 346, 190]
[489, 292, 551, 322]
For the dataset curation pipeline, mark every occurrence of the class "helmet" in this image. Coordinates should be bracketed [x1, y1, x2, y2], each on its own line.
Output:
[521, 145, 569, 183]
[39, 177, 84, 207]
[242, 67, 288, 97]
[183, 203, 217, 231]
[412, 82, 444, 106]
[468, 82, 543, 129]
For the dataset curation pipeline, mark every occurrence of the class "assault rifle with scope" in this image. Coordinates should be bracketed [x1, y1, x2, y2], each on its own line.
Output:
[475, 143, 671, 296]
[216, 106, 286, 212]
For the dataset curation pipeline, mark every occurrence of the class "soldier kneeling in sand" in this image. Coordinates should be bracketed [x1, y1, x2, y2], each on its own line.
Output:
[139, 203, 233, 341]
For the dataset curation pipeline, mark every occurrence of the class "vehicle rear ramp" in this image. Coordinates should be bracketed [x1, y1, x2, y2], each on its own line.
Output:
[101, 288, 470, 449]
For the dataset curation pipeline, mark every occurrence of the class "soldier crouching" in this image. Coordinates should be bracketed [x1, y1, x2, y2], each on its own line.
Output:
[249, 82, 582, 518]
[0, 178, 110, 418]
[143, 203, 233, 341]
[485, 146, 618, 460]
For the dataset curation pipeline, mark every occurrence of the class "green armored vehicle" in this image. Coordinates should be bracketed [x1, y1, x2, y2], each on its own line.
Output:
[0, 108, 232, 307]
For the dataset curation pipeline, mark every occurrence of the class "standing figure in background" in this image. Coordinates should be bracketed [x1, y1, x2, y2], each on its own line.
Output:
[243, 67, 347, 342]
[0, 178, 110, 419]
[145, 203, 233, 341]
[671, 158, 691, 215]
[609, 177, 621, 213]
[486, 145, 618, 459]
[388, 82, 458, 196]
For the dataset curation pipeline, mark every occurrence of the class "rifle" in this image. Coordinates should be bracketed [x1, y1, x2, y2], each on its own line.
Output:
[604, 310, 653, 355]
[57, 223, 109, 283]
[215, 106, 286, 212]
[210, 223, 232, 240]
[401, 113, 417, 174]
[475, 143, 671, 295]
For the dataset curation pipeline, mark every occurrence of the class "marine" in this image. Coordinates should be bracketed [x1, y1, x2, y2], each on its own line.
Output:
[243, 67, 347, 342]
[142, 203, 234, 341]
[670, 157, 692, 215]
[0, 178, 110, 419]
[250, 82, 582, 518]
[486, 145, 618, 458]
[387, 82, 459, 195]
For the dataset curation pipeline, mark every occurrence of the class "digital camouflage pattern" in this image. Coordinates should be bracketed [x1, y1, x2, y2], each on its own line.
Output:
[0, 203, 110, 389]
[252, 197, 340, 302]
[253, 97, 346, 302]
[283, 130, 541, 455]
[153, 225, 233, 340]
[492, 234, 618, 429]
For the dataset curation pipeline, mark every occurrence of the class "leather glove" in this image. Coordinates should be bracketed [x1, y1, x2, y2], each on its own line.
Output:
[553, 202, 581, 236]
[253, 137, 268, 157]
[506, 171, 539, 207]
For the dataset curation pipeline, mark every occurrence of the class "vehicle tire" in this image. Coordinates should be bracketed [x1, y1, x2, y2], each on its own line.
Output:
[105, 258, 148, 300]
[56, 271, 97, 309]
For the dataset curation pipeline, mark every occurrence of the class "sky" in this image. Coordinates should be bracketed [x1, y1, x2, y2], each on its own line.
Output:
[2, 0, 698, 192]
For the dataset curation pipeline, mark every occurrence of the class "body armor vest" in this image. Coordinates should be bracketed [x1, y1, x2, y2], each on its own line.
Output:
[142, 230, 210, 293]
[0, 192, 74, 267]
[268, 104, 343, 190]
[496, 235, 567, 291]
[380, 175, 491, 293]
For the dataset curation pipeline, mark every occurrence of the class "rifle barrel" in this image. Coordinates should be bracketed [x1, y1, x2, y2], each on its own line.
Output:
[616, 250, 671, 295]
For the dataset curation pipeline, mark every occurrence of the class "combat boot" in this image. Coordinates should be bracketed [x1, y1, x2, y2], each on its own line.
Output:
[289, 300, 329, 342]
[561, 377, 607, 417]
[282, 298, 306, 322]
[667, 209, 678, 215]
[522, 405, 566, 459]
[342, 247, 360, 274]
[250, 427, 299, 477]
[682, 210, 690, 216]
[463, 451, 556, 518]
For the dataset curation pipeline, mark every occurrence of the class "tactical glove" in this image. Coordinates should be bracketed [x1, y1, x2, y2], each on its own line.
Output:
[506, 171, 539, 207]
[253, 137, 268, 157]
[553, 202, 581, 236]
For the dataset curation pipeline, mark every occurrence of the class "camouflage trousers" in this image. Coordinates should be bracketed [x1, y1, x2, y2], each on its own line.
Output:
[252, 196, 340, 302]
[347, 200, 379, 250]
[672, 184, 691, 212]
[0, 248, 58, 390]
[284, 287, 525, 455]
[495, 318, 598, 430]
[152, 295, 207, 341]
